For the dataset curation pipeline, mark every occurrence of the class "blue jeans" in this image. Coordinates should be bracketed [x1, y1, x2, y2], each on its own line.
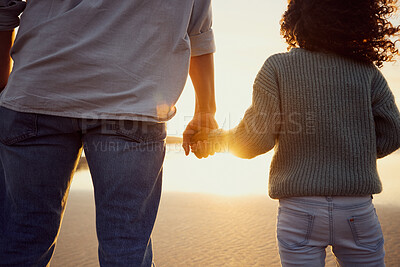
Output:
[277, 195, 385, 267]
[0, 107, 166, 267]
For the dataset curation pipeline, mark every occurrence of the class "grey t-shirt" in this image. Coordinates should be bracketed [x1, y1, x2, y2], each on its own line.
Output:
[0, 0, 216, 121]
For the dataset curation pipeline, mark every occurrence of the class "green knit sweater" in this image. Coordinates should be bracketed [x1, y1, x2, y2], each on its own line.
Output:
[228, 48, 400, 199]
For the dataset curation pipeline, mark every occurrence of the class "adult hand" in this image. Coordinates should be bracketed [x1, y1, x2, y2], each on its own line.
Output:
[190, 130, 214, 159]
[182, 112, 218, 156]
[190, 128, 227, 159]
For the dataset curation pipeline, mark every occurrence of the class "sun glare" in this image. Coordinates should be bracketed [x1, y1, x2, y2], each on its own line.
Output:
[162, 149, 273, 196]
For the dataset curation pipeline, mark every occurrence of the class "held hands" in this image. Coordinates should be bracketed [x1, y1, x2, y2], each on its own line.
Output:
[182, 112, 229, 159]
[190, 128, 228, 159]
[182, 112, 218, 156]
[190, 130, 215, 159]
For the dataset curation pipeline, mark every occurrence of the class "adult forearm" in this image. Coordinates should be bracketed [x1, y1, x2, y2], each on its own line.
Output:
[183, 53, 218, 156]
[189, 53, 216, 114]
[0, 30, 14, 90]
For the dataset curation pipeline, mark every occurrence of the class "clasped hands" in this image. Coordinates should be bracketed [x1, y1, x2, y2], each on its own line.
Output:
[182, 113, 227, 159]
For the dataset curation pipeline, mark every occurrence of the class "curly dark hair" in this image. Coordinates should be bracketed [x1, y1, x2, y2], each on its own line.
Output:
[280, 0, 400, 67]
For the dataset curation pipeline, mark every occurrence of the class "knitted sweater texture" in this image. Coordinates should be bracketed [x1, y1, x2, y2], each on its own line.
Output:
[229, 48, 400, 199]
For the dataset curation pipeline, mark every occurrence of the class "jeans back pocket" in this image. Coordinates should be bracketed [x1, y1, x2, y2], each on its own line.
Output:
[277, 207, 315, 248]
[0, 107, 38, 145]
[348, 208, 384, 251]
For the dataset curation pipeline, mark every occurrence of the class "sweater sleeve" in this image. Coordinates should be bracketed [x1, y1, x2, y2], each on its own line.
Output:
[228, 59, 281, 159]
[371, 69, 400, 158]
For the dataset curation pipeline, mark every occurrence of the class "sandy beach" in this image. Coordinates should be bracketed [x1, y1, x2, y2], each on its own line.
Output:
[51, 190, 400, 267]
[50, 151, 400, 266]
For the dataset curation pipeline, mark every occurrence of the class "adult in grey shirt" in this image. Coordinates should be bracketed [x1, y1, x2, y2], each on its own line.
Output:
[0, 0, 217, 266]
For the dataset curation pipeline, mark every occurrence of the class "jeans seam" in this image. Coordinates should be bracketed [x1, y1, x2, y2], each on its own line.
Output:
[333, 200, 372, 210]
[116, 125, 166, 144]
[283, 198, 328, 207]
[282, 198, 372, 210]
[329, 203, 333, 245]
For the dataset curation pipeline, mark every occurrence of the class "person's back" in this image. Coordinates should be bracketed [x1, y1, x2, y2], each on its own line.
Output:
[2, 0, 215, 121]
[0, 0, 218, 266]
[264, 49, 393, 198]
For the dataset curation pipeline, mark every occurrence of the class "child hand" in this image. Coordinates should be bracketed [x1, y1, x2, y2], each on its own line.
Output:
[190, 130, 213, 159]
[182, 113, 218, 156]
[190, 129, 227, 159]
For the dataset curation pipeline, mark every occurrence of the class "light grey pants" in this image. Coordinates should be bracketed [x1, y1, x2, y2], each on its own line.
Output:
[277, 195, 385, 267]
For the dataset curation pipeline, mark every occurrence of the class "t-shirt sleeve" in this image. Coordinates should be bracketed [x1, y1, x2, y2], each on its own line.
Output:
[0, 0, 26, 31]
[371, 68, 400, 158]
[188, 0, 216, 57]
[228, 58, 281, 159]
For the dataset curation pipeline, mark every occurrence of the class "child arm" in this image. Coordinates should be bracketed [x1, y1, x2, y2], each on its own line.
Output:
[192, 59, 281, 159]
[227, 79, 281, 159]
[371, 70, 400, 158]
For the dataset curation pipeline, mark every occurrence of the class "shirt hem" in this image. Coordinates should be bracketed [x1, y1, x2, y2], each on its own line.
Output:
[0, 102, 169, 122]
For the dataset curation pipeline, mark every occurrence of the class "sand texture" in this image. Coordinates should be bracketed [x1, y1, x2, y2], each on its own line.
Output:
[50, 191, 400, 267]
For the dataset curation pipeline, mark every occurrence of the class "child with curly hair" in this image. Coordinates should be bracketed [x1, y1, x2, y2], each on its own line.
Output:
[192, 0, 400, 265]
